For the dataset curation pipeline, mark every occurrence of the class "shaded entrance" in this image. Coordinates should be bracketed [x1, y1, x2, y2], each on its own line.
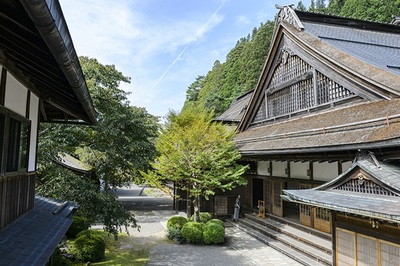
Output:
[252, 178, 264, 208]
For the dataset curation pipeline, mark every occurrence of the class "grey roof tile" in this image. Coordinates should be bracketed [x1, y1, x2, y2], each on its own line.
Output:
[0, 196, 76, 266]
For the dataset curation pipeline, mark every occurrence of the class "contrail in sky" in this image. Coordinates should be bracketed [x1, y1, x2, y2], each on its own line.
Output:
[152, 1, 226, 89]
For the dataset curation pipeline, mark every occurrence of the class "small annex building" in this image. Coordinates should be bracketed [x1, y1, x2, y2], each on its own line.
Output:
[0, 0, 96, 265]
[213, 5, 400, 266]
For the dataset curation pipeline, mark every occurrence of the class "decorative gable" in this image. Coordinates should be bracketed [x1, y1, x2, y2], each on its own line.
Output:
[333, 171, 399, 197]
[251, 36, 358, 125]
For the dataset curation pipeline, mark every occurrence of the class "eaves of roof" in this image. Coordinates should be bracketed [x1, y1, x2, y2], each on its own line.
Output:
[0, 0, 97, 125]
[235, 99, 400, 155]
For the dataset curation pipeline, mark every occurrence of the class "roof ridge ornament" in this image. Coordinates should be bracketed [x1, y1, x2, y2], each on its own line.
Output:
[275, 5, 304, 31]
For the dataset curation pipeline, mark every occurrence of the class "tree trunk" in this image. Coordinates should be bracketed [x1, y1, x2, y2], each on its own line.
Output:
[192, 196, 200, 222]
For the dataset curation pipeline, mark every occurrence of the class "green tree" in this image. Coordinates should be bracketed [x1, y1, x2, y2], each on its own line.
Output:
[37, 57, 159, 236]
[339, 0, 400, 23]
[296, 1, 307, 11]
[142, 106, 248, 221]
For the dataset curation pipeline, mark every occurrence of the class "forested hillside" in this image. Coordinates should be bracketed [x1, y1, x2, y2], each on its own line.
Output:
[182, 0, 400, 117]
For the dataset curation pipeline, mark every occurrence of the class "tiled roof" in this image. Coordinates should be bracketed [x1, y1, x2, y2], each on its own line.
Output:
[215, 90, 253, 123]
[235, 99, 400, 154]
[282, 189, 400, 222]
[0, 196, 77, 266]
[302, 21, 400, 76]
[282, 158, 400, 222]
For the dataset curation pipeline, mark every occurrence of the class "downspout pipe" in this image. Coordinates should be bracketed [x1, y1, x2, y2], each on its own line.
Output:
[20, 0, 97, 125]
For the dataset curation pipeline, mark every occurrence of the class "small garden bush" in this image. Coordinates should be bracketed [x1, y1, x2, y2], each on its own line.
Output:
[206, 219, 225, 228]
[189, 212, 212, 223]
[181, 222, 203, 244]
[74, 230, 105, 262]
[167, 216, 188, 229]
[66, 216, 89, 238]
[167, 226, 186, 244]
[203, 222, 225, 244]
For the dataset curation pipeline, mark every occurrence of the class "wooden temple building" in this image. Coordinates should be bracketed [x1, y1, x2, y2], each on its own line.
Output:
[0, 0, 96, 264]
[214, 5, 400, 266]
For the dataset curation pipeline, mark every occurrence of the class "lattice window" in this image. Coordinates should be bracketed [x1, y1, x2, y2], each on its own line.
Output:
[315, 207, 330, 222]
[253, 97, 266, 122]
[334, 179, 398, 196]
[381, 241, 400, 266]
[316, 71, 354, 104]
[336, 229, 356, 266]
[262, 53, 355, 121]
[300, 204, 311, 216]
[270, 54, 312, 88]
[357, 235, 378, 266]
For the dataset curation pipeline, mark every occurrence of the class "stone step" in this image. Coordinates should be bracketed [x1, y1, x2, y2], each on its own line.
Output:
[230, 221, 330, 266]
[238, 218, 332, 265]
[245, 213, 332, 254]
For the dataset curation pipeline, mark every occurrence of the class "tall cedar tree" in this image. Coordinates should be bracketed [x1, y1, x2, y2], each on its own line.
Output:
[142, 105, 248, 221]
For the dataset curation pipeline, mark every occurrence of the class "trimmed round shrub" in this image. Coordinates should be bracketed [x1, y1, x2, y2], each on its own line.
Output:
[206, 219, 225, 228]
[66, 216, 89, 238]
[203, 222, 225, 245]
[74, 232, 105, 262]
[76, 229, 102, 239]
[189, 212, 212, 223]
[167, 216, 188, 229]
[181, 222, 203, 244]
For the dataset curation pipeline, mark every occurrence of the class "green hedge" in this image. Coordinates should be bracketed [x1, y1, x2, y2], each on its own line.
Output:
[181, 222, 203, 244]
[206, 219, 225, 228]
[189, 212, 212, 223]
[74, 230, 105, 262]
[66, 216, 90, 238]
[167, 216, 188, 229]
[203, 222, 225, 245]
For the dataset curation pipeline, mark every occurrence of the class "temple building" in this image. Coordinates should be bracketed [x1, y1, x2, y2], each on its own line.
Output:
[220, 5, 400, 265]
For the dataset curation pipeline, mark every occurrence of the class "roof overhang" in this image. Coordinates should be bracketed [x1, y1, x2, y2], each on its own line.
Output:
[0, 0, 97, 125]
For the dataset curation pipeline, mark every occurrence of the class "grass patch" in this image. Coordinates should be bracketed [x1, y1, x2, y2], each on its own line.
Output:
[68, 230, 154, 266]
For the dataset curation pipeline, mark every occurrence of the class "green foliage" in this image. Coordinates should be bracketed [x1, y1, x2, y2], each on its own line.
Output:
[189, 212, 212, 223]
[74, 232, 106, 262]
[181, 222, 203, 244]
[66, 216, 90, 238]
[167, 227, 186, 244]
[49, 246, 65, 266]
[37, 57, 157, 236]
[206, 219, 225, 228]
[183, 21, 274, 116]
[167, 216, 188, 229]
[203, 222, 225, 245]
[142, 105, 248, 222]
[338, 0, 400, 23]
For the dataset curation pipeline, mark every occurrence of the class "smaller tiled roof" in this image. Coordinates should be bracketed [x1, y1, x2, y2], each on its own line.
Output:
[55, 153, 93, 174]
[235, 99, 400, 155]
[215, 90, 253, 123]
[282, 158, 400, 222]
[0, 196, 77, 266]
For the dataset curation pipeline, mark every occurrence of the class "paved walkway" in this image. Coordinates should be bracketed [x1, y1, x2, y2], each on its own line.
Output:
[115, 184, 302, 266]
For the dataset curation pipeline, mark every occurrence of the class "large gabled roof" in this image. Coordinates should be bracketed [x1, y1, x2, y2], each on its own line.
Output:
[0, 0, 97, 124]
[235, 7, 400, 157]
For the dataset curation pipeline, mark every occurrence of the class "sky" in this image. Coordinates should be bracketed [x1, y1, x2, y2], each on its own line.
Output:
[60, 0, 311, 118]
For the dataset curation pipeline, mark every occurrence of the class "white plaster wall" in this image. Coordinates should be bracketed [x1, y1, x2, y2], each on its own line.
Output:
[257, 161, 270, 176]
[290, 162, 309, 179]
[313, 162, 338, 181]
[5, 73, 27, 116]
[28, 94, 39, 172]
[342, 161, 353, 173]
[272, 161, 287, 177]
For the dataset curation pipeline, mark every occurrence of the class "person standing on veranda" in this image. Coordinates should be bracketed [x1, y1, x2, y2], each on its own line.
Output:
[233, 195, 240, 222]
